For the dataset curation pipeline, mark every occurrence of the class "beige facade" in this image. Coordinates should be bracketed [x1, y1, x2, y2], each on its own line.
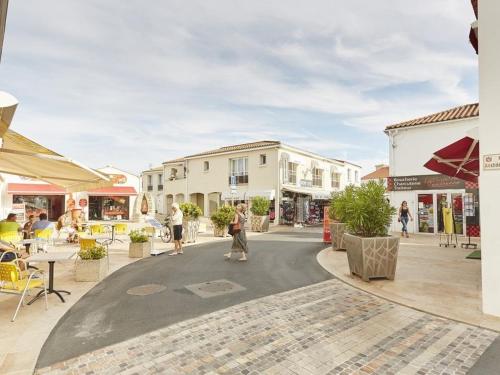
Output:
[142, 141, 361, 223]
[140, 166, 164, 214]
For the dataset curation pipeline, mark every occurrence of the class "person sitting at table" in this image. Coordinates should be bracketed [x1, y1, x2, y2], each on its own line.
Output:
[32, 213, 54, 231]
[22, 215, 36, 253]
[0, 213, 22, 235]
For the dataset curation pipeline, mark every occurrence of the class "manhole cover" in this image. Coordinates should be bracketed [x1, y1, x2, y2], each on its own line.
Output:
[126, 284, 167, 296]
[185, 279, 246, 298]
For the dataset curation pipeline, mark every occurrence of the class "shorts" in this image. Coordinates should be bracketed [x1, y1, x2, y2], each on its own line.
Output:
[173, 225, 183, 241]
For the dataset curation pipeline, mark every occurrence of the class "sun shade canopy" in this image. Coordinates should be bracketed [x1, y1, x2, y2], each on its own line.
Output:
[0, 130, 113, 192]
[424, 136, 479, 183]
[0, 91, 18, 137]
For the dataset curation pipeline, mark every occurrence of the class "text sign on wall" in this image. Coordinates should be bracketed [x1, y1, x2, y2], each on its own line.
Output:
[387, 175, 465, 191]
[483, 154, 500, 170]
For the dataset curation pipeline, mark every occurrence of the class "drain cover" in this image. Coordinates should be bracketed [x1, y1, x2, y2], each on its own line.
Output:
[185, 279, 246, 298]
[126, 284, 167, 296]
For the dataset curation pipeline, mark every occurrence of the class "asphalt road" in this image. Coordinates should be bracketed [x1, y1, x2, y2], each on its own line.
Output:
[36, 228, 332, 368]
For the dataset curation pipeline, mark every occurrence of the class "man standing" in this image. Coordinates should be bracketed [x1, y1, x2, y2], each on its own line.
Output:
[168, 203, 183, 256]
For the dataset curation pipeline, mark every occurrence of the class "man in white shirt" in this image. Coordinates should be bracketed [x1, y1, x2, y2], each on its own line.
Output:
[169, 203, 184, 255]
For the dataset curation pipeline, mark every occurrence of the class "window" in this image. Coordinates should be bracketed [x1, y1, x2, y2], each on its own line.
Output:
[157, 174, 163, 190]
[312, 168, 323, 187]
[147, 175, 153, 191]
[229, 157, 248, 184]
[355, 170, 359, 183]
[169, 168, 177, 180]
[204, 161, 210, 172]
[331, 172, 341, 188]
[347, 168, 352, 183]
[259, 154, 267, 166]
[287, 162, 297, 184]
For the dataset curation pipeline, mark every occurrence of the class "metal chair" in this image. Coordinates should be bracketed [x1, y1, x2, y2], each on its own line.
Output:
[34, 228, 54, 252]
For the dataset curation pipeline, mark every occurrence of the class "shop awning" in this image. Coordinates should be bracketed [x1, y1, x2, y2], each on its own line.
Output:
[311, 191, 333, 200]
[88, 186, 137, 196]
[0, 130, 113, 192]
[245, 190, 275, 200]
[423, 136, 479, 183]
[221, 191, 246, 200]
[7, 183, 65, 195]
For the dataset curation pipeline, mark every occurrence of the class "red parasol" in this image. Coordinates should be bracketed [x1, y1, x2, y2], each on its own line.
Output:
[424, 136, 479, 183]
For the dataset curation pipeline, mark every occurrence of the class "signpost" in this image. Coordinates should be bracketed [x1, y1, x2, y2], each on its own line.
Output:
[483, 154, 500, 170]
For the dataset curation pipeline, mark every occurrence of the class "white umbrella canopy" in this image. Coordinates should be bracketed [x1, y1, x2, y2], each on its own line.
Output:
[0, 91, 18, 136]
[0, 130, 113, 192]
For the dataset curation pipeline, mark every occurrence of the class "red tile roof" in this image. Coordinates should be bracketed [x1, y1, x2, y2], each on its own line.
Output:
[88, 186, 137, 196]
[361, 166, 389, 181]
[385, 103, 479, 131]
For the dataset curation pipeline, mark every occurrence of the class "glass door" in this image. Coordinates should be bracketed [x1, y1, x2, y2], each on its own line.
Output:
[436, 193, 448, 233]
[418, 194, 434, 233]
[451, 193, 464, 235]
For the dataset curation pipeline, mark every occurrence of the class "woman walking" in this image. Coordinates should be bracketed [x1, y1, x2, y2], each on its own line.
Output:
[169, 203, 184, 255]
[225, 204, 248, 261]
[398, 201, 413, 238]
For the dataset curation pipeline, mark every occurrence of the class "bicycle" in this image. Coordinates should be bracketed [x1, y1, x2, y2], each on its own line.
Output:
[159, 216, 172, 243]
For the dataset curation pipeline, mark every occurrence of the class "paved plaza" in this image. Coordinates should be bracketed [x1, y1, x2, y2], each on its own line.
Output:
[36, 279, 498, 374]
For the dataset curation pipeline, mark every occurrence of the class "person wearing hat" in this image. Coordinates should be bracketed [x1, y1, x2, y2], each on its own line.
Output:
[169, 203, 184, 255]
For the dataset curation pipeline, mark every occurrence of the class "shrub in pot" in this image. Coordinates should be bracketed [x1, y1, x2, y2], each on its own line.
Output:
[250, 196, 270, 232]
[128, 229, 150, 258]
[211, 205, 235, 237]
[329, 190, 350, 251]
[336, 181, 398, 282]
[75, 244, 107, 282]
[180, 202, 202, 242]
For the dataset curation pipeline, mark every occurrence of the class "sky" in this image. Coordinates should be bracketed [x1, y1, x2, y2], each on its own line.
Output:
[0, 0, 478, 175]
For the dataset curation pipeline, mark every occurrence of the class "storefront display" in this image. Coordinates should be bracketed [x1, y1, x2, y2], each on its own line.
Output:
[12, 195, 64, 221]
[418, 194, 434, 233]
[89, 196, 130, 220]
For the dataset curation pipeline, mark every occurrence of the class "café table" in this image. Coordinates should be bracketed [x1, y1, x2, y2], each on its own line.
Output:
[26, 251, 77, 304]
[103, 223, 123, 244]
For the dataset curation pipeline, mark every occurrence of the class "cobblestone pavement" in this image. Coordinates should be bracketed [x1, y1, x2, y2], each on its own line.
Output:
[36, 279, 498, 375]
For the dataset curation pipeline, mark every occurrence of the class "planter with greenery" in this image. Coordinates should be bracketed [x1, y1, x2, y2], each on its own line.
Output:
[329, 191, 349, 251]
[75, 244, 108, 282]
[128, 229, 150, 258]
[336, 181, 399, 282]
[180, 202, 203, 242]
[210, 205, 235, 237]
[250, 196, 270, 232]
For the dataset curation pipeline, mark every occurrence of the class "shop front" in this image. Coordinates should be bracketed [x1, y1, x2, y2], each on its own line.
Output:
[388, 175, 479, 235]
[280, 189, 332, 225]
[86, 186, 137, 221]
[7, 183, 66, 220]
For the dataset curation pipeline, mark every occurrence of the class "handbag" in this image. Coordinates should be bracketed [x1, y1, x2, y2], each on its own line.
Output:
[229, 221, 241, 236]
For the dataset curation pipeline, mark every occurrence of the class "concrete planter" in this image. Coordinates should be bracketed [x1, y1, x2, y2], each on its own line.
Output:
[250, 215, 269, 232]
[183, 220, 200, 243]
[75, 258, 107, 282]
[330, 222, 346, 251]
[129, 242, 150, 258]
[344, 233, 400, 282]
[213, 225, 229, 237]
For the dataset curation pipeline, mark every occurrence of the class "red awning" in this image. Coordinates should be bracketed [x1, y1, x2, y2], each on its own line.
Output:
[88, 186, 137, 196]
[7, 183, 66, 195]
[424, 136, 479, 183]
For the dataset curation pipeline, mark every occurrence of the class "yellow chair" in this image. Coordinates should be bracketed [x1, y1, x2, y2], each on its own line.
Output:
[143, 227, 155, 236]
[0, 231, 22, 246]
[34, 228, 54, 252]
[0, 260, 48, 322]
[114, 223, 128, 236]
[90, 224, 106, 235]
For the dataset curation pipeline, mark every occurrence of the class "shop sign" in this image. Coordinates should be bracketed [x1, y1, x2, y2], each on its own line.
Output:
[387, 175, 465, 191]
[11, 203, 26, 223]
[483, 154, 500, 170]
[79, 199, 88, 208]
[110, 174, 127, 184]
[300, 179, 312, 188]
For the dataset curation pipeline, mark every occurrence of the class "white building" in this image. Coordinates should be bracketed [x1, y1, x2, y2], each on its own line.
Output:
[140, 166, 164, 214]
[142, 140, 361, 224]
[385, 103, 479, 236]
[0, 166, 140, 222]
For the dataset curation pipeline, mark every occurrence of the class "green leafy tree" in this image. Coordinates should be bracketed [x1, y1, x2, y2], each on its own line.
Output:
[250, 196, 270, 216]
[333, 181, 395, 237]
[210, 205, 236, 230]
[129, 229, 149, 243]
[78, 244, 107, 260]
[179, 202, 203, 220]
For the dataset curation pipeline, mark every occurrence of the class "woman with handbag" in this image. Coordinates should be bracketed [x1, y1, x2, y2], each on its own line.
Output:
[224, 204, 248, 261]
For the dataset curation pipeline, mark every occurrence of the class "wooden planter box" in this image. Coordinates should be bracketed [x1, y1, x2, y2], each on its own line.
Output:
[129, 242, 150, 258]
[183, 220, 200, 243]
[250, 215, 269, 232]
[213, 225, 229, 237]
[344, 233, 400, 282]
[75, 258, 107, 282]
[330, 222, 346, 251]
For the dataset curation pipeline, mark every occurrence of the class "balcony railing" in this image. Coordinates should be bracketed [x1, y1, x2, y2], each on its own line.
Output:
[147, 185, 153, 191]
[228, 175, 248, 184]
[157, 184, 163, 191]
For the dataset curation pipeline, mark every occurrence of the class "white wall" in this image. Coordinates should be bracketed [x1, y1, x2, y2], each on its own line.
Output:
[388, 117, 479, 177]
[479, 0, 500, 317]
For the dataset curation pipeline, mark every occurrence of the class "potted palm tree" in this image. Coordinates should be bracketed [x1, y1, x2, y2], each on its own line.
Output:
[75, 244, 107, 282]
[250, 196, 270, 232]
[180, 202, 202, 243]
[329, 191, 348, 251]
[128, 229, 150, 258]
[335, 181, 398, 282]
[211, 205, 235, 237]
